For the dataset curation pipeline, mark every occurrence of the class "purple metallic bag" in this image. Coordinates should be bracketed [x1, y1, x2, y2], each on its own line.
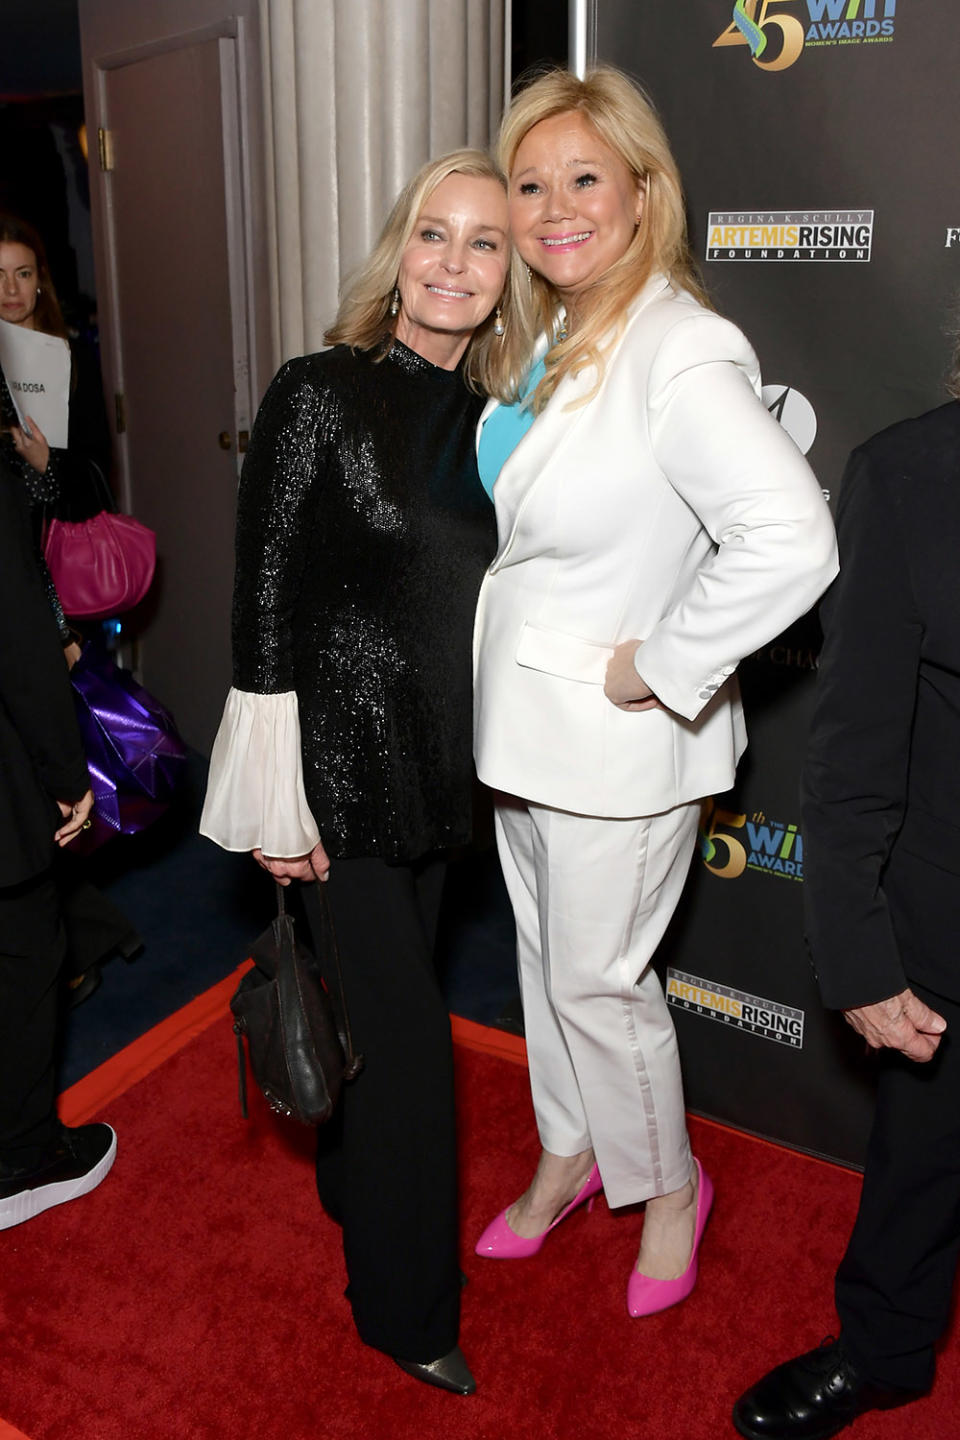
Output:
[69, 644, 189, 851]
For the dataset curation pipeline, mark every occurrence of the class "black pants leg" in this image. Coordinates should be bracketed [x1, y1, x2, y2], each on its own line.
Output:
[302, 855, 460, 1363]
[56, 853, 139, 979]
[0, 870, 65, 1170]
[836, 983, 960, 1392]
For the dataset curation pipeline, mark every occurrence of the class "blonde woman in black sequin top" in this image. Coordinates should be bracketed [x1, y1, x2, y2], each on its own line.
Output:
[201, 151, 512, 1396]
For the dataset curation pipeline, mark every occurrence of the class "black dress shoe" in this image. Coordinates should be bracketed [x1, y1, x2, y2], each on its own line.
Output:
[733, 1337, 921, 1440]
[393, 1344, 476, 1395]
[67, 963, 102, 1009]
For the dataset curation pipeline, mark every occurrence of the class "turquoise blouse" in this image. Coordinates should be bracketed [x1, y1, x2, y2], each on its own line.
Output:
[476, 357, 546, 498]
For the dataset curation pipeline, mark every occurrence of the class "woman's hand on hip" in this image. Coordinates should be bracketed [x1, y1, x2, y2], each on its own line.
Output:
[10, 416, 50, 475]
[253, 840, 331, 885]
[604, 640, 661, 711]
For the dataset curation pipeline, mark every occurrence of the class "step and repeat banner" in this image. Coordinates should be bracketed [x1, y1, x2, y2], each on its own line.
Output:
[591, 0, 960, 1165]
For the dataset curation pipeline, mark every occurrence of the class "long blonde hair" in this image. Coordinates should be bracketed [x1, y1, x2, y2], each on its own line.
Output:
[498, 65, 710, 413]
[325, 149, 521, 400]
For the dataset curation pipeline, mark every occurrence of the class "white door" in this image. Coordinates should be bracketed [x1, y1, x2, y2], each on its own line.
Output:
[82, 5, 267, 750]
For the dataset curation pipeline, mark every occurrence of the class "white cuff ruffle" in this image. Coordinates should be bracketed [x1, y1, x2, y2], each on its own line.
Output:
[199, 688, 321, 857]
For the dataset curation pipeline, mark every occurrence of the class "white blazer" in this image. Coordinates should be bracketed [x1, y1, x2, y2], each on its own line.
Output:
[472, 276, 839, 819]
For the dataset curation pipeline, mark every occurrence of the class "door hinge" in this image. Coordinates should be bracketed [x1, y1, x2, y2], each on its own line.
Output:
[114, 392, 126, 434]
[97, 127, 115, 172]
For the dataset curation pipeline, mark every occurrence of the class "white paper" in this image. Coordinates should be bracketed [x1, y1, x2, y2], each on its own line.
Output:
[0, 318, 70, 448]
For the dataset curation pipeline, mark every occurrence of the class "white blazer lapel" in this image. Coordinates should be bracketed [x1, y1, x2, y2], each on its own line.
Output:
[489, 362, 595, 560]
[489, 276, 674, 567]
[476, 394, 499, 434]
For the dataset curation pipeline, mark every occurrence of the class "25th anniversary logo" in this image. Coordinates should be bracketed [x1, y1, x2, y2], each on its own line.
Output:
[714, 0, 899, 72]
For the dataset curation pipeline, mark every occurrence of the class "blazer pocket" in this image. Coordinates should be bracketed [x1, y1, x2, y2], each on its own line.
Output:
[515, 621, 614, 685]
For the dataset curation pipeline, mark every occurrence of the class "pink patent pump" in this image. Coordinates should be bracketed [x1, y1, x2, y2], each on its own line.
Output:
[475, 1162, 603, 1259]
[627, 1158, 714, 1317]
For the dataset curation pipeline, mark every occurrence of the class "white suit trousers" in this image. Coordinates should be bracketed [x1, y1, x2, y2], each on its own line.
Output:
[495, 796, 700, 1209]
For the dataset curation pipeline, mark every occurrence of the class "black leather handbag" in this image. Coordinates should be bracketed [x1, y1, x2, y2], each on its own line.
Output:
[231, 881, 363, 1125]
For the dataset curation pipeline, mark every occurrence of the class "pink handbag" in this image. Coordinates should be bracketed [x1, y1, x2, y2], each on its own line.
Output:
[43, 462, 156, 621]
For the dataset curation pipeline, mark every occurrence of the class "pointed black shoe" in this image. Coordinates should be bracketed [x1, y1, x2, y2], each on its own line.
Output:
[733, 1337, 921, 1440]
[393, 1344, 476, 1395]
[67, 963, 102, 1009]
[0, 1123, 117, 1231]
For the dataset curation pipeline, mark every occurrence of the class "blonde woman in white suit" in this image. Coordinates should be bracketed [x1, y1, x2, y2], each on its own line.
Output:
[472, 66, 838, 1315]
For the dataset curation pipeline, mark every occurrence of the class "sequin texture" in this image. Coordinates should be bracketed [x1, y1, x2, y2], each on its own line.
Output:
[232, 341, 495, 862]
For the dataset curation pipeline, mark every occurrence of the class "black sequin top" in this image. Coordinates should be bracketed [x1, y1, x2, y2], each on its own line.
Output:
[232, 341, 495, 863]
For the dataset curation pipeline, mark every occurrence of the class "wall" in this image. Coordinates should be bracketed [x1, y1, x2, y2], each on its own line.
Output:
[591, 0, 960, 1164]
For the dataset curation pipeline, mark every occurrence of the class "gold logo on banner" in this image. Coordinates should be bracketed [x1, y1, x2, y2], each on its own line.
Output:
[713, 0, 806, 71]
[699, 798, 748, 878]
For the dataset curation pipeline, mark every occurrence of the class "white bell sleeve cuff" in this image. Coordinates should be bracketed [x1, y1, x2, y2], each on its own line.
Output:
[199, 688, 321, 856]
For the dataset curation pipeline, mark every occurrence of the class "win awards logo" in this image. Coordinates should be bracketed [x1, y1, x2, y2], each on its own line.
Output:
[714, 1, 899, 72]
[700, 799, 804, 881]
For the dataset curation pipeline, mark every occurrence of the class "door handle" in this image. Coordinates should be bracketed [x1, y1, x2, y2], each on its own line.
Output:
[218, 430, 232, 450]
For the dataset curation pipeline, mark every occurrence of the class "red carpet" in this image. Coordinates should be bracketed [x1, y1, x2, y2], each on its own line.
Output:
[2, 1016, 958, 1440]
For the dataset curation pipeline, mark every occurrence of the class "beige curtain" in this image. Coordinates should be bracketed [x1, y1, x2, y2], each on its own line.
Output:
[260, 0, 506, 366]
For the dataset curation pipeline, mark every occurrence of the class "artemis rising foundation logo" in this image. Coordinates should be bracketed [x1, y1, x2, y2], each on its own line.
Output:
[666, 968, 805, 1048]
[706, 211, 873, 262]
[714, 1, 899, 72]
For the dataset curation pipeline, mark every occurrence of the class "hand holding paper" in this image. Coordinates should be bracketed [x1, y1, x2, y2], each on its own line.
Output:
[0, 316, 70, 449]
[10, 414, 50, 475]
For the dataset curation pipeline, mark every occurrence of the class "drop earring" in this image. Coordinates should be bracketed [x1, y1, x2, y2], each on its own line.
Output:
[389, 286, 400, 316]
[492, 305, 504, 337]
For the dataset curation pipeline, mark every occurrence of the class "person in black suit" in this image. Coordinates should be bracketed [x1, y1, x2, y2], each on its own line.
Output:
[0, 455, 116, 1230]
[0, 211, 141, 1003]
[734, 369, 960, 1439]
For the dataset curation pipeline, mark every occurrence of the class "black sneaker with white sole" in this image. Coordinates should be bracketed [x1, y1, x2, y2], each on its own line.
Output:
[0, 1123, 117, 1230]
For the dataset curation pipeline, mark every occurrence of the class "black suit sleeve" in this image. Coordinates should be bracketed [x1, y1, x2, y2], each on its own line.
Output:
[801, 448, 921, 1010]
[0, 470, 89, 803]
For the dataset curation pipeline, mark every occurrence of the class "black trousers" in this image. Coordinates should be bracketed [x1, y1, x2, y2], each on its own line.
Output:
[0, 869, 65, 1169]
[836, 982, 960, 1392]
[57, 854, 138, 980]
[302, 855, 460, 1362]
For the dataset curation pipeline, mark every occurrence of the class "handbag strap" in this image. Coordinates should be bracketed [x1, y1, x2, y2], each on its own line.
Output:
[275, 881, 364, 1080]
[43, 458, 118, 530]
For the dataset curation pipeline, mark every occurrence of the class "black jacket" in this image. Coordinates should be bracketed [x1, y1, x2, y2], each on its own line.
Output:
[803, 401, 960, 1008]
[0, 459, 89, 886]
